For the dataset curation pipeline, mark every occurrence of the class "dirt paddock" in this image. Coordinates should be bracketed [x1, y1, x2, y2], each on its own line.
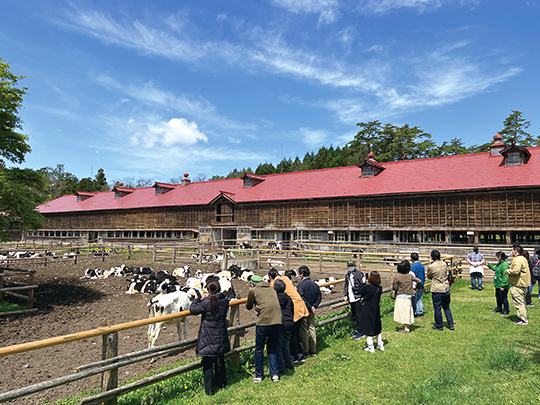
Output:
[0, 256, 393, 404]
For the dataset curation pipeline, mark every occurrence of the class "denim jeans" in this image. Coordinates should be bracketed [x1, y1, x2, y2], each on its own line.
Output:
[255, 324, 281, 378]
[276, 325, 294, 373]
[470, 273, 483, 290]
[412, 289, 423, 315]
[432, 291, 454, 328]
[495, 287, 509, 313]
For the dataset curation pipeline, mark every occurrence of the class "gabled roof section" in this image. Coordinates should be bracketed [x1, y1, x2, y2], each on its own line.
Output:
[241, 172, 266, 187]
[75, 191, 97, 202]
[209, 191, 237, 205]
[500, 143, 531, 158]
[153, 182, 176, 195]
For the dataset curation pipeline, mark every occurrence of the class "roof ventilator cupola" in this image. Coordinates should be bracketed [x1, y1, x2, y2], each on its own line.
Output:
[490, 133, 505, 157]
[181, 173, 191, 187]
[358, 152, 385, 177]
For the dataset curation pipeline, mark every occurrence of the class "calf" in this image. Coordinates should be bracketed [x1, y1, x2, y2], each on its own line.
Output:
[147, 289, 199, 348]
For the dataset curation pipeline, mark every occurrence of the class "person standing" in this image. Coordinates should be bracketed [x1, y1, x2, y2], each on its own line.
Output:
[357, 271, 384, 353]
[343, 260, 366, 339]
[393, 260, 421, 333]
[273, 278, 295, 374]
[267, 268, 309, 363]
[189, 279, 230, 395]
[467, 246, 485, 290]
[427, 250, 455, 331]
[504, 244, 531, 325]
[246, 275, 283, 382]
[487, 251, 510, 315]
[531, 248, 540, 299]
[410, 253, 425, 317]
[296, 266, 322, 357]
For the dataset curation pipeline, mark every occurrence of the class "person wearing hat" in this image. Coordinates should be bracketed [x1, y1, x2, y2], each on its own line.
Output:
[343, 259, 366, 340]
[246, 275, 283, 382]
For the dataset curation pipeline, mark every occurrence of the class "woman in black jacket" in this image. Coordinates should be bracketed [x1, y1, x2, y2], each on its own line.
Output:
[358, 272, 384, 352]
[189, 279, 231, 395]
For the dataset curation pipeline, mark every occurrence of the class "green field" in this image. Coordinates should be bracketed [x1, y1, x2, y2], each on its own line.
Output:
[53, 278, 540, 405]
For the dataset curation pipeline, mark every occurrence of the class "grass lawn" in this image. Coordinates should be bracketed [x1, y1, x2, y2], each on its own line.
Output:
[0, 301, 26, 313]
[54, 278, 540, 405]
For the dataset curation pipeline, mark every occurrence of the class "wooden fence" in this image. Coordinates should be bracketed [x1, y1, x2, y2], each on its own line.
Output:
[0, 279, 344, 405]
[0, 267, 37, 315]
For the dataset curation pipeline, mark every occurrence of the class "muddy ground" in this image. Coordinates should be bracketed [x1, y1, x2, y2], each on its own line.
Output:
[0, 255, 378, 405]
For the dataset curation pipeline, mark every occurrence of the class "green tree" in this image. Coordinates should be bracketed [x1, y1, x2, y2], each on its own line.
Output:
[92, 168, 108, 191]
[40, 164, 79, 199]
[499, 110, 538, 147]
[0, 59, 47, 238]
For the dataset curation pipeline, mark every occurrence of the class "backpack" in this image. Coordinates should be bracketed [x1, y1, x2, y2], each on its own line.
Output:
[447, 270, 455, 286]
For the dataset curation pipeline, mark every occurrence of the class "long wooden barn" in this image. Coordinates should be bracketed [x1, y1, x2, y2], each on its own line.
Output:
[30, 135, 540, 247]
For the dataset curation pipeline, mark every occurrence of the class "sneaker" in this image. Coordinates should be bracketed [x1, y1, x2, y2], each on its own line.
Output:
[364, 346, 375, 353]
[526, 303, 534, 307]
[449, 325, 455, 331]
[432, 326, 443, 331]
[377, 344, 385, 351]
[491, 309, 501, 313]
[398, 329, 410, 333]
[292, 357, 299, 364]
[271, 375, 280, 382]
[500, 311, 509, 316]
[353, 334, 364, 340]
[299, 357, 306, 363]
[350, 330, 358, 337]
[514, 319, 528, 325]
[478, 287, 483, 291]
[253, 377, 263, 383]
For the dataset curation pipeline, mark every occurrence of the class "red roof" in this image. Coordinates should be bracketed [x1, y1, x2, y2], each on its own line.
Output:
[38, 148, 540, 214]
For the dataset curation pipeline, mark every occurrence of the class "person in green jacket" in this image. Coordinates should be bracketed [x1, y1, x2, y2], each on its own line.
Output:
[487, 251, 510, 315]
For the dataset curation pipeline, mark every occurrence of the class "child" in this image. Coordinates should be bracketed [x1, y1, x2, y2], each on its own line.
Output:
[273, 279, 295, 373]
[357, 271, 384, 353]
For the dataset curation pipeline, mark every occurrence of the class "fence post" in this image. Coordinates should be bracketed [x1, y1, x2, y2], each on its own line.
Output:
[223, 249, 228, 270]
[228, 305, 242, 371]
[0, 268, 4, 302]
[128, 245, 132, 261]
[172, 246, 176, 264]
[319, 253, 322, 274]
[101, 332, 119, 405]
[152, 245, 156, 262]
[101, 246, 105, 263]
[286, 252, 290, 271]
[27, 271, 35, 309]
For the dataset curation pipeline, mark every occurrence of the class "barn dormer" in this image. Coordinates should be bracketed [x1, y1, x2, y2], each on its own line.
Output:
[113, 186, 135, 198]
[153, 182, 175, 195]
[499, 142, 531, 166]
[241, 172, 266, 188]
[75, 191, 96, 202]
[358, 152, 386, 177]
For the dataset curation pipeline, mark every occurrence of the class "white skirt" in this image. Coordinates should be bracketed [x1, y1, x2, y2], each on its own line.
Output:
[393, 296, 415, 324]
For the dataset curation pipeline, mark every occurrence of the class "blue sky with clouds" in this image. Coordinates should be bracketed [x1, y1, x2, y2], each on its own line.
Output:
[1, 0, 539, 183]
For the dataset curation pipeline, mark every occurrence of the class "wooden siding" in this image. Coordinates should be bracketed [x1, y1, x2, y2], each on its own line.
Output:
[41, 190, 540, 231]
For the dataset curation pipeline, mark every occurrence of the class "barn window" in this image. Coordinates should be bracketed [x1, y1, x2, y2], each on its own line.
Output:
[362, 166, 373, 177]
[243, 178, 251, 187]
[506, 151, 521, 166]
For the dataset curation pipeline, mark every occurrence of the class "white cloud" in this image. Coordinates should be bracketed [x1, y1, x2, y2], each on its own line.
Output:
[298, 128, 330, 147]
[270, 0, 340, 24]
[134, 118, 208, 148]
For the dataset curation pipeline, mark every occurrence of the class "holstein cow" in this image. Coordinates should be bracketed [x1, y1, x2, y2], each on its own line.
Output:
[147, 288, 200, 348]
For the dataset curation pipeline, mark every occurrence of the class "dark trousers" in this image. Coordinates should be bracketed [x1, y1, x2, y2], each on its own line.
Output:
[202, 355, 226, 395]
[432, 291, 454, 328]
[290, 318, 306, 360]
[495, 288, 509, 313]
[276, 324, 294, 373]
[255, 324, 280, 378]
[350, 300, 362, 332]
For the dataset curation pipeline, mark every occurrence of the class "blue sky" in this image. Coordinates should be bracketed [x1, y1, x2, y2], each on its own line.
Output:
[1, 0, 539, 184]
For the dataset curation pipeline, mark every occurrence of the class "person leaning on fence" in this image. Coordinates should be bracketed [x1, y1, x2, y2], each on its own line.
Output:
[357, 271, 384, 353]
[297, 266, 322, 357]
[268, 268, 310, 364]
[393, 260, 421, 333]
[189, 278, 231, 395]
[246, 275, 283, 382]
[504, 244, 531, 325]
[273, 278, 295, 374]
[487, 251, 510, 315]
[467, 246, 485, 291]
[410, 252, 425, 317]
[344, 260, 366, 340]
[427, 249, 455, 331]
